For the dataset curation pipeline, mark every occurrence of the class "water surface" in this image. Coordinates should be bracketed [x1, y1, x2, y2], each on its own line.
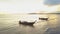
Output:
[0, 14, 60, 34]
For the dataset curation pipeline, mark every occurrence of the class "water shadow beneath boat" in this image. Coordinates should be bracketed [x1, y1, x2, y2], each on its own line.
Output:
[19, 23, 34, 28]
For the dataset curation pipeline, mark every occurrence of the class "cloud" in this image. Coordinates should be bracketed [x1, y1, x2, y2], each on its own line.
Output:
[0, 0, 44, 13]
[44, 0, 60, 5]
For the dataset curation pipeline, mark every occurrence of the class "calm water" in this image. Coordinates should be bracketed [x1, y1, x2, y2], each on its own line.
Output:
[0, 14, 60, 34]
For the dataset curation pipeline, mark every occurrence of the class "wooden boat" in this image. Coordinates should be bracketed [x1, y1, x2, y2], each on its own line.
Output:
[39, 17, 48, 20]
[19, 20, 36, 25]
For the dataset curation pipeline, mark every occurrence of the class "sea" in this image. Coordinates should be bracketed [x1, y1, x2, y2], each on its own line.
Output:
[0, 13, 60, 34]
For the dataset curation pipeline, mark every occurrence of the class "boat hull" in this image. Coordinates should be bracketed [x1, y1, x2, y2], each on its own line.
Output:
[39, 18, 48, 20]
[19, 21, 35, 25]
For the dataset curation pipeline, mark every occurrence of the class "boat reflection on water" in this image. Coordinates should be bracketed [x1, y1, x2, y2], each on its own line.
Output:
[19, 23, 34, 28]
[19, 23, 34, 27]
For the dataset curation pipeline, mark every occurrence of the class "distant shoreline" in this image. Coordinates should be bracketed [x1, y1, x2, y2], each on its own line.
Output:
[0, 13, 60, 15]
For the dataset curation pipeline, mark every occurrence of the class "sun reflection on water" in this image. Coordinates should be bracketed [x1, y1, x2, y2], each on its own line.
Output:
[47, 14, 58, 28]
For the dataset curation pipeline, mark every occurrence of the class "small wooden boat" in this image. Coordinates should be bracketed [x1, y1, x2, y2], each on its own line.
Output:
[39, 17, 48, 20]
[19, 20, 36, 25]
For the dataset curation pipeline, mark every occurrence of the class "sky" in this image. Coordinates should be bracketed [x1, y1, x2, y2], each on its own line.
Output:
[0, 0, 60, 14]
[44, 0, 60, 5]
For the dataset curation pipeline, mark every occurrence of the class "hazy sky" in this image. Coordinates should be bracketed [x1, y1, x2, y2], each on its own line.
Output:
[0, 0, 60, 13]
